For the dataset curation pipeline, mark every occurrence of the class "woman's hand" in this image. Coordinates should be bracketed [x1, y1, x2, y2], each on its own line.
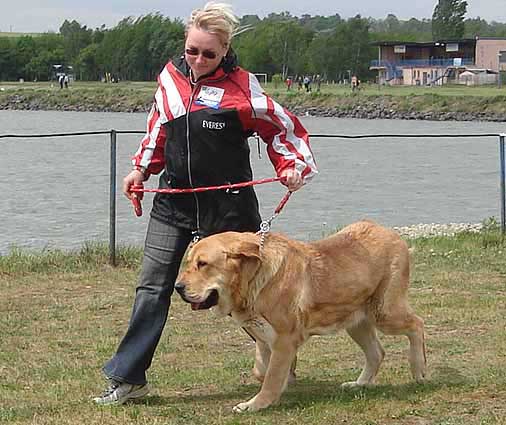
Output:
[280, 169, 303, 192]
[123, 169, 146, 200]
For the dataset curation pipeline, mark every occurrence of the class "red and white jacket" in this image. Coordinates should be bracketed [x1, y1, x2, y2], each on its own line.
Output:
[132, 53, 317, 234]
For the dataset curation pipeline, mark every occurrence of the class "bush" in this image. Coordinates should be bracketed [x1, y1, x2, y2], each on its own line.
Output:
[272, 73, 282, 89]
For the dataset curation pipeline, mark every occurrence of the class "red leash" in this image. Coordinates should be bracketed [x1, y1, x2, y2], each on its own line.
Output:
[129, 176, 286, 217]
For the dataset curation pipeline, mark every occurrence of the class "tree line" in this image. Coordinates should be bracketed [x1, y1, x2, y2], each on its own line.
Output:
[1, 0, 505, 83]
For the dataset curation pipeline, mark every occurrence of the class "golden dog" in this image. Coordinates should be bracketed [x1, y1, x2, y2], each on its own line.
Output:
[175, 220, 426, 412]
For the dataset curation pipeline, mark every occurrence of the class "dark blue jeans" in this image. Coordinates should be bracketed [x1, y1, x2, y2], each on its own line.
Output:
[103, 217, 193, 385]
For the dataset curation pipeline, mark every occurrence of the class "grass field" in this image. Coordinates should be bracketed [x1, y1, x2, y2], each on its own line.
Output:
[2, 79, 506, 116]
[2, 79, 506, 97]
[0, 32, 42, 38]
[1, 228, 505, 424]
[1, 80, 505, 121]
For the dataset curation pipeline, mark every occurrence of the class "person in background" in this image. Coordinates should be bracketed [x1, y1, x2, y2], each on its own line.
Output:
[286, 76, 293, 91]
[303, 75, 311, 92]
[93, 1, 317, 406]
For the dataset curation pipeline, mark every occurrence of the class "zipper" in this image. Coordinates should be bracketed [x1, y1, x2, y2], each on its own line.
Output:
[186, 84, 200, 235]
[184, 70, 229, 236]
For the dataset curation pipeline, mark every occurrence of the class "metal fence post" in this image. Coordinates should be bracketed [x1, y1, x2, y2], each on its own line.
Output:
[500, 134, 506, 235]
[109, 130, 117, 266]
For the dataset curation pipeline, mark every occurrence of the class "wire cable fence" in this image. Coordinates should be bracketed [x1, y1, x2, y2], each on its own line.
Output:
[1, 130, 505, 265]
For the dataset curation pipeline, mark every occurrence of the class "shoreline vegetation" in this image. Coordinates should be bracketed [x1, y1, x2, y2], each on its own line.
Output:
[1, 81, 506, 121]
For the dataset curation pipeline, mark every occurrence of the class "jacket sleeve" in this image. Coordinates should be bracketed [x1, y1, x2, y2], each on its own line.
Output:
[247, 73, 317, 182]
[131, 94, 166, 176]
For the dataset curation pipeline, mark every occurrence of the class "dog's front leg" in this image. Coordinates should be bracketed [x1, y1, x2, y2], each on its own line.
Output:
[234, 336, 296, 413]
[252, 339, 270, 382]
[253, 340, 297, 385]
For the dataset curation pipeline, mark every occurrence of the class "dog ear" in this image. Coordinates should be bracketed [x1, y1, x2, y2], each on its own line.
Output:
[225, 239, 261, 261]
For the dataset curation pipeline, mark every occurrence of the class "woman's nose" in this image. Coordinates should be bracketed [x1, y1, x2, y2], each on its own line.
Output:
[195, 54, 207, 63]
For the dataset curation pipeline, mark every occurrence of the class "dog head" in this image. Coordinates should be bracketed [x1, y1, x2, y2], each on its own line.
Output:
[175, 232, 261, 316]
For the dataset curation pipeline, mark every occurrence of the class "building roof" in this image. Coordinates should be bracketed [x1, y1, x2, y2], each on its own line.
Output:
[372, 39, 476, 47]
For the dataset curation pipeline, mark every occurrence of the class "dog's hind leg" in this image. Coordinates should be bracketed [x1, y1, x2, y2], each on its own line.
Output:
[342, 320, 385, 388]
[376, 311, 426, 382]
[375, 250, 427, 382]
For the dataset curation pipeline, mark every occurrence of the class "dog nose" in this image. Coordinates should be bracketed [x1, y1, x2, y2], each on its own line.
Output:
[174, 282, 186, 294]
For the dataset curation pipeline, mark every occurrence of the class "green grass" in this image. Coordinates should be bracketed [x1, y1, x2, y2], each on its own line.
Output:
[2, 80, 506, 116]
[3, 80, 505, 97]
[1, 228, 505, 424]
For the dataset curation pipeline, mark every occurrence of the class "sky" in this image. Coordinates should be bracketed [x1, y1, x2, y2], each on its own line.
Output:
[1, 0, 505, 34]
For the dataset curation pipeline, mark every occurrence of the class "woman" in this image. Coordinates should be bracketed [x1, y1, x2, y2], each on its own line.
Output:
[94, 2, 317, 405]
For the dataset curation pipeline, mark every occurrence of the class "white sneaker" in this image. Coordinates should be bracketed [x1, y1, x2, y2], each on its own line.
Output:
[93, 380, 150, 405]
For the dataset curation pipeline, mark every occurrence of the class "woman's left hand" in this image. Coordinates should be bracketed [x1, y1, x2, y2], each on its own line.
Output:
[280, 169, 304, 192]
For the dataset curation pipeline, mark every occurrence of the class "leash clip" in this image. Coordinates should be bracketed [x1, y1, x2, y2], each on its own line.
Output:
[191, 230, 201, 245]
[259, 219, 271, 234]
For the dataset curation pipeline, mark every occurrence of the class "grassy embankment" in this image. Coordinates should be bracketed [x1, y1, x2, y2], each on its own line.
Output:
[1, 80, 506, 116]
[0, 32, 41, 38]
[1, 226, 505, 424]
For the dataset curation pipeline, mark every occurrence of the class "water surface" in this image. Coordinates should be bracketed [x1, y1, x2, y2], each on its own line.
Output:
[1, 110, 504, 253]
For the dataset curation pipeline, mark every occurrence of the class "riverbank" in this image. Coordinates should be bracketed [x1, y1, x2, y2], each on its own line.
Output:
[1, 81, 506, 121]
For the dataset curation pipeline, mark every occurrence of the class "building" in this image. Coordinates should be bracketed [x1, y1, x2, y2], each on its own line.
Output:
[370, 37, 506, 86]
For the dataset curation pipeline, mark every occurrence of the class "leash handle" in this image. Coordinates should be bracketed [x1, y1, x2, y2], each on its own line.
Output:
[131, 184, 144, 217]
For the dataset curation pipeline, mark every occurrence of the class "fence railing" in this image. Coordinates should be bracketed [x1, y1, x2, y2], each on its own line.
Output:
[370, 58, 475, 68]
[1, 130, 505, 265]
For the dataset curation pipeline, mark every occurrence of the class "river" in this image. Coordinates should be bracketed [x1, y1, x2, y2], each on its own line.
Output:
[1, 110, 505, 254]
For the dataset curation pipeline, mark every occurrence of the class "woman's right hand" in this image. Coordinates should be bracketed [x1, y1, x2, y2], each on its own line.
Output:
[123, 169, 146, 200]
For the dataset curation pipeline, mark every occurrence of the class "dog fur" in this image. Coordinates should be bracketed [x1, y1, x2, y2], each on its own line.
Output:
[175, 220, 426, 412]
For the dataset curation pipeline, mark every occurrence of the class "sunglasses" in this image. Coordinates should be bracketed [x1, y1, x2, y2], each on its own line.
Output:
[185, 47, 218, 60]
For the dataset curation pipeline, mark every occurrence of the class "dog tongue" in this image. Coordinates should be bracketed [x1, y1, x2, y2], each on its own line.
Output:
[191, 303, 201, 311]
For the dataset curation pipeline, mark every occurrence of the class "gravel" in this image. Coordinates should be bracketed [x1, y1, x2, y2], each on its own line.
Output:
[392, 222, 484, 238]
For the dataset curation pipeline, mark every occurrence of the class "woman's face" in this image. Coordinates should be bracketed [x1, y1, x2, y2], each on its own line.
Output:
[185, 27, 228, 80]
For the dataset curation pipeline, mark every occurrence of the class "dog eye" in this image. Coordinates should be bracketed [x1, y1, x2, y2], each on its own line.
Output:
[197, 260, 207, 269]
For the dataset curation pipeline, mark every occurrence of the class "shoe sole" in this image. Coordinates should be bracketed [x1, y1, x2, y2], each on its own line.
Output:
[117, 385, 150, 405]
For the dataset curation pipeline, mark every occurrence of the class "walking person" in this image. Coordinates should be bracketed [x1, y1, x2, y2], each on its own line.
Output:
[303, 75, 311, 92]
[93, 1, 317, 406]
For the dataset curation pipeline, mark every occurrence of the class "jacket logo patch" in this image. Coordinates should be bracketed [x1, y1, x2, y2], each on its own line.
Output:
[202, 120, 226, 130]
[195, 85, 225, 109]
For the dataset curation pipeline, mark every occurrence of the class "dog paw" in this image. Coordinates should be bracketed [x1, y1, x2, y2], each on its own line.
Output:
[341, 380, 369, 389]
[233, 401, 258, 413]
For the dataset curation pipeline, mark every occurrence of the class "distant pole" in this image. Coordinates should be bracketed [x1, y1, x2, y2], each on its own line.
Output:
[498, 53, 502, 88]
[109, 130, 117, 266]
[500, 134, 505, 235]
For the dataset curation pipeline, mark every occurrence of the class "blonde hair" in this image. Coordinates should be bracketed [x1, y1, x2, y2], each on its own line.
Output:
[186, 2, 239, 48]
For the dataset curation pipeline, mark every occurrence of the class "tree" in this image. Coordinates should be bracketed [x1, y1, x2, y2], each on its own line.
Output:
[0, 38, 15, 80]
[59, 19, 92, 65]
[432, 0, 468, 40]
